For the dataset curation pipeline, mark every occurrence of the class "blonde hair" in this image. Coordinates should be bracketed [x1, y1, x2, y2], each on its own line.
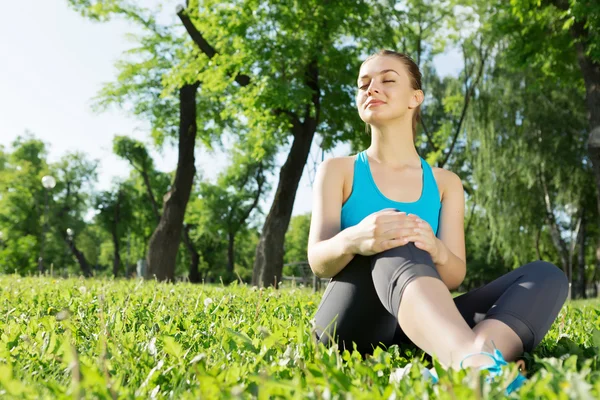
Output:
[361, 50, 423, 141]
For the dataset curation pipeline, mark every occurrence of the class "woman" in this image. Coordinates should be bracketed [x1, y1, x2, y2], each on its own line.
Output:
[307, 50, 569, 392]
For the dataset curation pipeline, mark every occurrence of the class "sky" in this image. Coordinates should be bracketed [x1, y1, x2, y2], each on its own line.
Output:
[0, 1, 463, 217]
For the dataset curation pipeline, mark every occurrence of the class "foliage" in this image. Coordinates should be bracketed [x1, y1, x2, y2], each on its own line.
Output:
[185, 144, 270, 282]
[283, 213, 311, 276]
[0, 135, 98, 275]
[0, 275, 598, 398]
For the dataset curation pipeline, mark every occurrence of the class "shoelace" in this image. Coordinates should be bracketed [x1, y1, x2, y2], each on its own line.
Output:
[390, 346, 527, 394]
[459, 344, 527, 395]
[460, 348, 507, 377]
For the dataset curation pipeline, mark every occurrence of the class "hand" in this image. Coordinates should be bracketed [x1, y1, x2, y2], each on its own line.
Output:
[348, 208, 422, 256]
[401, 218, 447, 265]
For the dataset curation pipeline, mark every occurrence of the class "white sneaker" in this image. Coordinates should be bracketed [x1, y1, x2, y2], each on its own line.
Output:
[390, 363, 439, 384]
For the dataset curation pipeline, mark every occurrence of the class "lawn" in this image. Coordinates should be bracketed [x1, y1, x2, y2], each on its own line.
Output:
[0, 275, 598, 399]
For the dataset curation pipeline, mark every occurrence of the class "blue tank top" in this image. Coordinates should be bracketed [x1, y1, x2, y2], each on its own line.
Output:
[340, 151, 442, 235]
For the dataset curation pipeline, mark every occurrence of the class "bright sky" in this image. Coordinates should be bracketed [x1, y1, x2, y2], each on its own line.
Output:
[0, 1, 462, 217]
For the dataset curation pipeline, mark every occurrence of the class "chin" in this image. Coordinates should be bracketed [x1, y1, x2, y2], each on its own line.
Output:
[362, 114, 393, 126]
[363, 110, 406, 126]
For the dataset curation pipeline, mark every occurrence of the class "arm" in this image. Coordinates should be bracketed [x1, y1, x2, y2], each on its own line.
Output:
[433, 171, 467, 290]
[307, 158, 355, 278]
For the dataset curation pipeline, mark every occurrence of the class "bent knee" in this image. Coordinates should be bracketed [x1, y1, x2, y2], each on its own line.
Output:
[372, 242, 437, 271]
[521, 260, 569, 297]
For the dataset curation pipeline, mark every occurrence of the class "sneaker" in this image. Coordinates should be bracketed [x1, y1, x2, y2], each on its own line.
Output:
[459, 345, 527, 395]
[389, 363, 439, 384]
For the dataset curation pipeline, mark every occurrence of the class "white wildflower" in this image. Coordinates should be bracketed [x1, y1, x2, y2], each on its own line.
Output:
[389, 363, 413, 384]
[147, 337, 157, 356]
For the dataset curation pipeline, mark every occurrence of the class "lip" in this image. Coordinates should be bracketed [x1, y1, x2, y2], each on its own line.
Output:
[365, 99, 385, 108]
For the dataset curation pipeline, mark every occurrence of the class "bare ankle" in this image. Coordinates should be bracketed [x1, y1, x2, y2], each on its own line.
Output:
[450, 342, 495, 370]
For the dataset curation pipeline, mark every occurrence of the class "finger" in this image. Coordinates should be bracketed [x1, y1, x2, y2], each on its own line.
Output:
[399, 214, 423, 225]
[379, 220, 419, 231]
[415, 218, 430, 227]
[413, 241, 429, 250]
[404, 229, 434, 242]
[379, 208, 402, 212]
[405, 220, 432, 232]
[371, 211, 407, 226]
[380, 225, 420, 240]
[380, 238, 407, 251]
[375, 208, 405, 215]
[399, 231, 429, 244]
[375, 211, 408, 223]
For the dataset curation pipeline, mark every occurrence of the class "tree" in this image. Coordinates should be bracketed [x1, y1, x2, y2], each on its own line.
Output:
[175, 0, 391, 287]
[67, 1, 231, 282]
[95, 182, 135, 277]
[464, 33, 592, 295]
[194, 147, 269, 281]
[0, 134, 98, 276]
[283, 213, 311, 276]
[0, 135, 49, 274]
[51, 152, 98, 277]
[111, 135, 204, 279]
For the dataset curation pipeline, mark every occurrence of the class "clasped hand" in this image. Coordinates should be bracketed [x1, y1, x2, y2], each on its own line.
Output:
[350, 208, 444, 263]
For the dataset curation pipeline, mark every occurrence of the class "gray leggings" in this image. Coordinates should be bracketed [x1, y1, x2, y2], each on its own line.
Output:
[314, 242, 569, 356]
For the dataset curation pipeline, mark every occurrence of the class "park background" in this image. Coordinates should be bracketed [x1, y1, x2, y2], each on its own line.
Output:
[1, 1, 600, 399]
[1, 0, 599, 295]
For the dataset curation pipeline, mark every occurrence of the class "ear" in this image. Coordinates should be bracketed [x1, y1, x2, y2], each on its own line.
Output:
[408, 90, 424, 109]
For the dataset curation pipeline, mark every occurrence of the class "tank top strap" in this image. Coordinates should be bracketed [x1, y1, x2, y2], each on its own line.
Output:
[420, 156, 440, 204]
[354, 150, 371, 180]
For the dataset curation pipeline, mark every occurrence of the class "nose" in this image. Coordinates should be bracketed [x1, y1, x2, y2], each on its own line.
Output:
[367, 81, 380, 96]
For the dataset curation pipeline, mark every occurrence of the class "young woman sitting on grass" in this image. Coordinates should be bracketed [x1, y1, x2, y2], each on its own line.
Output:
[307, 49, 569, 394]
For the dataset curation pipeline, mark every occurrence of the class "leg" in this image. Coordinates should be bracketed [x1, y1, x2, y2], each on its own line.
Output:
[313, 254, 403, 357]
[454, 260, 569, 359]
[371, 243, 494, 369]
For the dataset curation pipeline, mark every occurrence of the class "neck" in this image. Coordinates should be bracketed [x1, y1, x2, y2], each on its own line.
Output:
[367, 118, 419, 168]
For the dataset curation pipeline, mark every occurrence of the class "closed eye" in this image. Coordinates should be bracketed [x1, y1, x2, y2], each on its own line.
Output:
[358, 80, 395, 90]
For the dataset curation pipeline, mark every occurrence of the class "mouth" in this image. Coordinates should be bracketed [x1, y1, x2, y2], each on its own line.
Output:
[365, 100, 385, 108]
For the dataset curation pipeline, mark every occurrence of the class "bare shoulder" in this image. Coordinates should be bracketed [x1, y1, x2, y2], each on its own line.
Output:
[315, 155, 355, 203]
[318, 155, 354, 182]
[431, 167, 464, 201]
[320, 155, 355, 171]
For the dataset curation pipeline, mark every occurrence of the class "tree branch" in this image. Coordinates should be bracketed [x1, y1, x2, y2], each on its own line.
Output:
[419, 115, 438, 152]
[176, 5, 251, 87]
[538, 162, 570, 269]
[237, 164, 266, 228]
[440, 43, 489, 168]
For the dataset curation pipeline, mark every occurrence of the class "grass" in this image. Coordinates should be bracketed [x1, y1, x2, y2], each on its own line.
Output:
[0, 275, 599, 399]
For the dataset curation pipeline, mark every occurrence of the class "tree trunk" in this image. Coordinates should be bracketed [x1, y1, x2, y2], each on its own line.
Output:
[227, 231, 235, 278]
[251, 124, 316, 287]
[546, 0, 600, 298]
[251, 57, 320, 288]
[575, 40, 600, 299]
[142, 168, 161, 223]
[534, 228, 542, 260]
[112, 189, 122, 278]
[561, 11, 600, 299]
[139, 156, 201, 282]
[182, 224, 201, 283]
[224, 164, 265, 283]
[112, 231, 121, 278]
[67, 238, 92, 277]
[576, 212, 586, 299]
[539, 164, 570, 274]
[176, 7, 320, 287]
[146, 83, 199, 282]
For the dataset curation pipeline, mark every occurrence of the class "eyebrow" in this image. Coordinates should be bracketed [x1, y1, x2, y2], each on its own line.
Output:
[358, 69, 400, 83]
